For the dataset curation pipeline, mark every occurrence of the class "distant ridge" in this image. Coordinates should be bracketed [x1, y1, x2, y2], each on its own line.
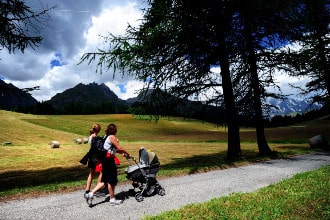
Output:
[0, 80, 323, 117]
[47, 82, 122, 106]
[45, 82, 127, 113]
[0, 79, 38, 110]
[267, 97, 322, 117]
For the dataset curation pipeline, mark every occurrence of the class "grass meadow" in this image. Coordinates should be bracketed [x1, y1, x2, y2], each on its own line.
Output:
[143, 165, 330, 220]
[0, 110, 329, 218]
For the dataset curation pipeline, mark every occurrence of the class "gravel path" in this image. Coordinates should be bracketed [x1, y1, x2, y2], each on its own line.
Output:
[1, 151, 329, 220]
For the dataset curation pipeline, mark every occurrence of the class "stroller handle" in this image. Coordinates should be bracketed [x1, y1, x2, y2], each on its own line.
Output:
[124, 154, 135, 160]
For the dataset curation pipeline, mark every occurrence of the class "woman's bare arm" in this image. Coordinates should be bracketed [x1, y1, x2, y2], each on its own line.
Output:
[110, 135, 130, 156]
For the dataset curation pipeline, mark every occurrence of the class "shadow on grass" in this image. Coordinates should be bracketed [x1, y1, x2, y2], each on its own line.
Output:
[159, 149, 284, 175]
[0, 148, 308, 195]
[0, 166, 89, 193]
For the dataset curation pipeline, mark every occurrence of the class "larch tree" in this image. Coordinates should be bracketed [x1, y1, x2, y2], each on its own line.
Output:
[230, 0, 291, 156]
[278, 0, 330, 108]
[81, 0, 242, 160]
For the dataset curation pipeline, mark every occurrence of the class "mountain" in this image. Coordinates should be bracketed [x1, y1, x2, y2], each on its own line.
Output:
[0, 79, 38, 110]
[267, 97, 322, 117]
[43, 83, 324, 116]
[47, 82, 121, 106]
[126, 89, 155, 105]
[46, 82, 128, 114]
[129, 90, 322, 119]
[0, 80, 323, 117]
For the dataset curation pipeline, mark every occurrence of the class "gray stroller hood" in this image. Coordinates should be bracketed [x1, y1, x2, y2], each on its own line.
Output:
[139, 147, 160, 166]
[125, 147, 160, 175]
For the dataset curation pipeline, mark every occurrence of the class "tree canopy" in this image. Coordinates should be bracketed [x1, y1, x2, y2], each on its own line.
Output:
[80, 0, 329, 159]
[0, 0, 54, 54]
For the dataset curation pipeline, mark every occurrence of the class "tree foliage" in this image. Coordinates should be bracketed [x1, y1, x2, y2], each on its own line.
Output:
[80, 0, 329, 159]
[0, 0, 54, 96]
[277, 0, 330, 107]
[0, 0, 54, 54]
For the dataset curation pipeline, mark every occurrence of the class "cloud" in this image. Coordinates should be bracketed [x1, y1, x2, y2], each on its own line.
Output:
[0, 0, 310, 103]
[0, 0, 144, 102]
[85, 3, 141, 46]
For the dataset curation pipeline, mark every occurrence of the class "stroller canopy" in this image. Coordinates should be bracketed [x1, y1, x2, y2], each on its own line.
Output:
[139, 147, 160, 166]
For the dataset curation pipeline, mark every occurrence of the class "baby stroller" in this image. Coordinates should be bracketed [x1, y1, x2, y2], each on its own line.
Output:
[125, 147, 165, 202]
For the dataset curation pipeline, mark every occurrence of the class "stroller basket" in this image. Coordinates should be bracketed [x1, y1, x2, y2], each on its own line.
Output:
[125, 147, 165, 202]
[126, 165, 159, 180]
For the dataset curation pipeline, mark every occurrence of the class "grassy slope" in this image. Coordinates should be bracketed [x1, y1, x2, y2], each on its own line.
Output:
[0, 110, 329, 201]
[143, 165, 330, 220]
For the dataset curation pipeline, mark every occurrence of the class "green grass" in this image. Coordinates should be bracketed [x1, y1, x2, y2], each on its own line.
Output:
[0, 110, 329, 204]
[143, 165, 330, 220]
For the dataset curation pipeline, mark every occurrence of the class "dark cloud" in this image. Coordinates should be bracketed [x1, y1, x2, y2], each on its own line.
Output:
[28, 0, 103, 58]
[0, 0, 146, 101]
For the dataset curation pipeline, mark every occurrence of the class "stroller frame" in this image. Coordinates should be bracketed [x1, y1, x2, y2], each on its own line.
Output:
[125, 148, 165, 202]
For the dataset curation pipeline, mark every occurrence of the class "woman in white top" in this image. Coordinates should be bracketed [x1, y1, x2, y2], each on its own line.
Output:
[86, 123, 130, 206]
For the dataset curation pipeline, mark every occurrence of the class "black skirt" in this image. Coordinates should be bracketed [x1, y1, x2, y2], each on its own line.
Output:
[101, 157, 118, 185]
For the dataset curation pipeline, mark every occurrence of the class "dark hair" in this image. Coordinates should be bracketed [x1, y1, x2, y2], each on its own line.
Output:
[105, 123, 117, 135]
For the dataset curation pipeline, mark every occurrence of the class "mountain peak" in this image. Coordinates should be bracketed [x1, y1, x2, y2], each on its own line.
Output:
[46, 82, 122, 108]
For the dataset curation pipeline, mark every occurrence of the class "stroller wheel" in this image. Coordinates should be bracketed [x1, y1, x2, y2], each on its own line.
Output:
[146, 185, 156, 196]
[135, 193, 144, 202]
[132, 182, 139, 188]
[158, 188, 165, 196]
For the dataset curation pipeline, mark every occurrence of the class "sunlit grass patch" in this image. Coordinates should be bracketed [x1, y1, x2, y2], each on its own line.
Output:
[143, 165, 330, 220]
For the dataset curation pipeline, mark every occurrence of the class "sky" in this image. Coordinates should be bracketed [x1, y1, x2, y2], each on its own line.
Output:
[0, 0, 309, 102]
[0, 0, 146, 102]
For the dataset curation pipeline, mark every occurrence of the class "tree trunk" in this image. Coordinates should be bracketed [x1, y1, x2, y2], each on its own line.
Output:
[218, 30, 241, 160]
[250, 55, 273, 155]
[221, 67, 241, 160]
[245, 20, 273, 156]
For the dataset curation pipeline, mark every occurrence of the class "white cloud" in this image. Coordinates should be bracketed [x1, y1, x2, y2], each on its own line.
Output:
[86, 3, 141, 46]
[266, 42, 309, 99]
[1, 0, 144, 102]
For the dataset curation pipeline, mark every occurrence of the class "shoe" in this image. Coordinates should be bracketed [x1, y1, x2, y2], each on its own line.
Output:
[109, 198, 123, 206]
[86, 192, 94, 207]
[84, 191, 89, 200]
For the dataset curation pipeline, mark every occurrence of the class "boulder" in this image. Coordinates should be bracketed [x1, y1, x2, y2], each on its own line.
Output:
[83, 138, 89, 144]
[308, 134, 329, 149]
[49, 141, 60, 148]
[74, 138, 82, 144]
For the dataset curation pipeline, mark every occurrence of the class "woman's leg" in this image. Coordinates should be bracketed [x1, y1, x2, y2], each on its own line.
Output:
[107, 160, 122, 205]
[108, 183, 122, 205]
[86, 168, 95, 191]
[108, 184, 115, 199]
[97, 172, 102, 184]
[91, 181, 105, 194]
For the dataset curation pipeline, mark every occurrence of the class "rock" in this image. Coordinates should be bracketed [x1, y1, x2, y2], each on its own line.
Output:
[308, 134, 329, 149]
[74, 138, 82, 144]
[83, 138, 89, 144]
[49, 141, 60, 148]
[2, 142, 12, 146]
